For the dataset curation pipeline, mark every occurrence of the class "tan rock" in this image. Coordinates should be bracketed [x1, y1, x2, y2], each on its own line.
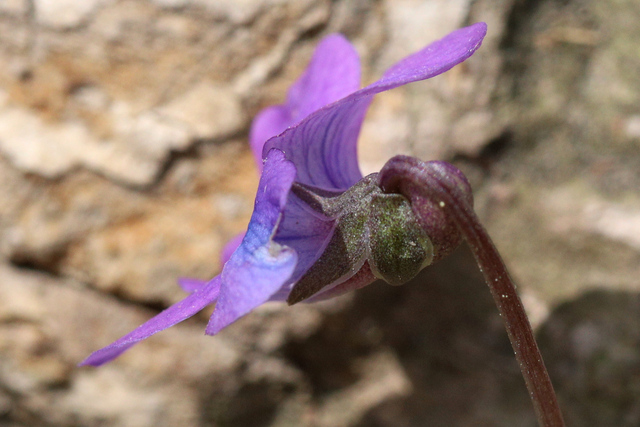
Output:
[159, 81, 244, 139]
[35, 0, 110, 29]
[0, 0, 638, 425]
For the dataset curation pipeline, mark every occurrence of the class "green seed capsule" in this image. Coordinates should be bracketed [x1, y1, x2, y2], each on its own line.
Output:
[367, 193, 433, 285]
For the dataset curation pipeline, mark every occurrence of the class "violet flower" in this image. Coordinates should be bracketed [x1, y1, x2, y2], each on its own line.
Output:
[80, 23, 567, 426]
[81, 23, 488, 367]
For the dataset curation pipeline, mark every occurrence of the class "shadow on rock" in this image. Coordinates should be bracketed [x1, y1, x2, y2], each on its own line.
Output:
[286, 246, 535, 426]
[537, 290, 640, 427]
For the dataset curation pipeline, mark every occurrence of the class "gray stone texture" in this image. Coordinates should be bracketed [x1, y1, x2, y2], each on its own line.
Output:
[1, 0, 639, 425]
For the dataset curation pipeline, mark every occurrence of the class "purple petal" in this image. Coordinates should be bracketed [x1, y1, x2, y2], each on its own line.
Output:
[249, 106, 290, 169]
[79, 277, 222, 367]
[264, 22, 487, 191]
[249, 34, 360, 169]
[285, 35, 361, 123]
[177, 277, 207, 293]
[375, 23, 486, 88]
[220, 232, 245, 265]
[206, 149, 298, 334]
[269, 194, 336, 301]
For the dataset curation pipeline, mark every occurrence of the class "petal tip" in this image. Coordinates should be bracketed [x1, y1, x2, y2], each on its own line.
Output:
[317, 33, 352, 50]
[467, 22, 488, 46]
[204, 322, 220, 336]
[77, 350, 116, 367]
[471, 21, 488, 34]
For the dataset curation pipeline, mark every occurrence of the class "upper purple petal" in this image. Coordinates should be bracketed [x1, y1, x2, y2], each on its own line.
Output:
[249, 34, 361, 169]
[79, 277, 222, 366]
[205, 149, 298, 335]
[249, 106, 291, 169]
[264, 22, 487, 191]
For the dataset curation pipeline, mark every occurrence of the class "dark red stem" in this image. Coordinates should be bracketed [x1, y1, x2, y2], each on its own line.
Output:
[379, 156, 565, 427]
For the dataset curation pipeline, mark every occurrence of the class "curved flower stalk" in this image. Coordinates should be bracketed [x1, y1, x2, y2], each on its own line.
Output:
[379, 157, 565, 427]
[81, 22, 488, 367]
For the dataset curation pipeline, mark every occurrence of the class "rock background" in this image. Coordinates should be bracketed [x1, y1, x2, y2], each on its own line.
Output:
[0, 0, 639, 426]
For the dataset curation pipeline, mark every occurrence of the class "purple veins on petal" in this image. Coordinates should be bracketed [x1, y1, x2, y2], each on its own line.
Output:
[249, 34, 361, 169]
[263, 22, 487, 192]
[79, 277, 222, 367]
[205, 149, 298, 335]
